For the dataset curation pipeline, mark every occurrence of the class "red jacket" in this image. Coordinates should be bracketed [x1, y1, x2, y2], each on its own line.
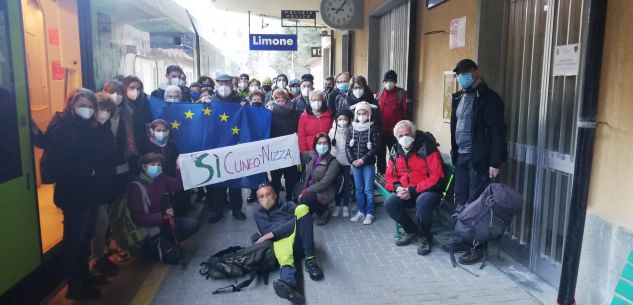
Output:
[297, 109, 333, 152]
[377, 87, 407, 136]
[385, 132, 444, 193]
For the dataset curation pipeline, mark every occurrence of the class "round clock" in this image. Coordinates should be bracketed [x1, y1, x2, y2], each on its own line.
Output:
[320, 0, 357, 28]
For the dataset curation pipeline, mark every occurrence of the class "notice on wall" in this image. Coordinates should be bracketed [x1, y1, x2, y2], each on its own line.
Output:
[449, 17, 466, 49]
[553, 43, 580, 76]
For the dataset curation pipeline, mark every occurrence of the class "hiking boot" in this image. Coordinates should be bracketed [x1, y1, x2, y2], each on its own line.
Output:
[395, 233, 417, 246]
[304, 257, 324, 281]
[332, 206, 340, 217]
[417, 237, 431, 256]
[65, 284, 101, 300]
[458, 246, 484, 265]
[342, 206, 350, 217]
[246, 192, 257, 203]
[273, 280, 305, 305]
[233, 210, 246, 220]
[350, 211, 365, 222]
[363, 214, 375, 225]
[441, 240, 472, 253]
[83, 273, 107, 287]
[91, 257, 118, 277]
[316, 210, 330, 226]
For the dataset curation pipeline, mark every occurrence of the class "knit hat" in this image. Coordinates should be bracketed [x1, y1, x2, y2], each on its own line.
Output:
[383, 70, 397, 82]
[349, 101, 377, 149]
[300, 74, 314, 85]
[262, 77, 273, 85]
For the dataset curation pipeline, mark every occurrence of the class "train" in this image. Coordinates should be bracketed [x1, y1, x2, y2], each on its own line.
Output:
[0, 0, 237, 303]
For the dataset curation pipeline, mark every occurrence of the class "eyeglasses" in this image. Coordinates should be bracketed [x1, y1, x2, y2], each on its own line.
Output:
[257, 182, 273, 190]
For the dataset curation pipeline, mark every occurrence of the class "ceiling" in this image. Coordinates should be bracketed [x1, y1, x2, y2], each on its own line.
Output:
[208, 0, 326, 26]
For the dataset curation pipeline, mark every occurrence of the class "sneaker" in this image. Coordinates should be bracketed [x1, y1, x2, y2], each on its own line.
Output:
[332, 206, 340, 217]
[417, 237, 431, 256]
[350, 211, 365, 222]
[91, 257, 118, 277]
[273, 280, 305, 305]
[342, 206, 350, 217]
[363, 214, 375, 225]
[395, 233, 417, 246]
[458, 246, 485, 265]
[316, 210, 330, 226]
[304, 257, 324, 281]
[65, 284, 101, 300]
[233, 210, 247, 220]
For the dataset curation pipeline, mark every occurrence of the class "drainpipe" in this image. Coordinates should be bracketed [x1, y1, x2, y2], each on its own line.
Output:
[77, 0, 95, 90]
[405, 0, 418, 120]
[557, 0, 608, 304]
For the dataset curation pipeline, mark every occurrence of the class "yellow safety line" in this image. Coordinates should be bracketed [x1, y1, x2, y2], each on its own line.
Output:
[129, 263, 169, 305]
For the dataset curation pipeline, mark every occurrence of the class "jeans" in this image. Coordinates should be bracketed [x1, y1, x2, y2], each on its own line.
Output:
[273, 204, 314, 287]
[384, 192, 441, 240]
[63, 207, 97, 286]
[90, 204, 110, 261]
[377, 135, 397, 174]
[270, 165, 300, 201]
[164, 216, 199, 242]
[352, 164, 376, 215]
[454, 154, 490, 207]
[335, 165, 351, 207]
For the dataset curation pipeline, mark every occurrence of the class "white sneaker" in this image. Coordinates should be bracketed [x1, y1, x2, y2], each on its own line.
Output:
[350, 211, 365, 222]
[342, 206, 350, 218]
[332, 206, 340, 217]
[363, 214, 375, 225]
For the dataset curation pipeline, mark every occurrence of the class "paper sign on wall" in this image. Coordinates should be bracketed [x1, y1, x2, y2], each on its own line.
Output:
[51, 61, 64, 80]
[553, 43, 580, 76]
[449, 17, 466, 49]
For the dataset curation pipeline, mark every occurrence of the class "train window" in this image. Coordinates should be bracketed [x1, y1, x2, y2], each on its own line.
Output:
[0, 2, 23, 184]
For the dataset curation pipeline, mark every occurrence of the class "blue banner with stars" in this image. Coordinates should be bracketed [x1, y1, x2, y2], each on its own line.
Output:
[148, 96, 272, 188]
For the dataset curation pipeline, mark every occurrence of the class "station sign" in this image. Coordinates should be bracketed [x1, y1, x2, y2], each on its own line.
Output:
[281, 10, 317, 20]
[249, 34, 298, 51]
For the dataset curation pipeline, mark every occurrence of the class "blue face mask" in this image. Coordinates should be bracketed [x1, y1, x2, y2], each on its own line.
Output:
[457, 73, 475, 88]
[290, 87, 300, 95]
[146, 165, 162, 179]
[337, 83, 350, 93]
[191, 92, 201, 99]
[315, 144, 329, 155]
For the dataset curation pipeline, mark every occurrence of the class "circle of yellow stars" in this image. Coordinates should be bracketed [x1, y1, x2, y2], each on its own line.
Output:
[168, 108, 239, 136]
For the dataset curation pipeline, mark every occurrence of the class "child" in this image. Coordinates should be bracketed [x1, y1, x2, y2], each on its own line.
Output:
[328, 109, 353, 217]
[346, 102, 381, 225]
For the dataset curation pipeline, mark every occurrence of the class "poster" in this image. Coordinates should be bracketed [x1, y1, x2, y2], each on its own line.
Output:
[553, 43, 580, 76]
[443, 71, 457, 121]
[449, 17, 466, 49]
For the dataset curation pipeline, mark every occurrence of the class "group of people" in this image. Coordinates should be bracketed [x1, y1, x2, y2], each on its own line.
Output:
[39, 57, 506, 304]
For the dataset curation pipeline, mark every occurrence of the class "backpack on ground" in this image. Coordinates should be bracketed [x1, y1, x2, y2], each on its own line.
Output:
[148, 235, 182, 265]
[199, 240, 279, 294]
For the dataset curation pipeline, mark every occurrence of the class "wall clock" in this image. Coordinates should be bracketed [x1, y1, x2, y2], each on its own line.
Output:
[320, 0, 363, 29]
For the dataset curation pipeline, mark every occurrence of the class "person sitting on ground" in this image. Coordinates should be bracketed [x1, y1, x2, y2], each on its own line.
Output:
[127, 153, 199, 261]
[384, 120, 445, 256]
[253, 182, 324, 305]
[296, 133, 340, 226]
[163, 85, 182, 103]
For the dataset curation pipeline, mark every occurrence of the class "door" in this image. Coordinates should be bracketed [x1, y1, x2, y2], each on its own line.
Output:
[500, 0, 584, 287]
[378, 1, 410, 89]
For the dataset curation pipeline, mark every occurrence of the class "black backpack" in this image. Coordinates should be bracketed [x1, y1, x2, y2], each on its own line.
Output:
[199, 240, 279, 294]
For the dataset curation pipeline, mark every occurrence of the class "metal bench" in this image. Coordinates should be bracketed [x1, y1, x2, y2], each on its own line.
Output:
[611, 250, 633, 305]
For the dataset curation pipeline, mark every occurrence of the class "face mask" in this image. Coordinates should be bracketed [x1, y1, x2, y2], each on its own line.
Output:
[75, 107, 94, 120]
[145, 165, 162, 179]
[275, 99, 287, 106]
[310, 101, 322, 111]
[384, 81, 395, 90]
[251, 100, 263, 106]
[352, 89, 364, 99]
[110, 93, 122, 105]
[127, 88, 139, 101]
[316, 144, 329, 155]
[457, 73, 475, 88]
[277, 80, 287, 88]
[96, 111, 110, 124]
[337, 83, 349, 93]
[301, 87, 311, 97]
[337, 119, 348, 128]
[262, 85, 272, 92]
[259, 197, 276, 210]
[154, 131, 168, 143]
[238, 82, 248, 90]
[290, 87, 300, 95]
[217, 85, 231, 98]
[165, 98, 178, 103]
[179, 78, 186, 87]
[169, 77, 180, 86]
[398, 135, 415, 148]
[357, 114, 369, 123]
[191, 92, 201, 99]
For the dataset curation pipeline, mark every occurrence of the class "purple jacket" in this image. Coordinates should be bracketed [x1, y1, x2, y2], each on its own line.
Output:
[127, 174, 183, 228]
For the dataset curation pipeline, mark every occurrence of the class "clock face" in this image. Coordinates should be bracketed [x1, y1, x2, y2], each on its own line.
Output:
[322, 0, 356, 28]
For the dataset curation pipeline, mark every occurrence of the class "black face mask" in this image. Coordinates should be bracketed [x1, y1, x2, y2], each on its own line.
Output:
[262, 85, 272, 92]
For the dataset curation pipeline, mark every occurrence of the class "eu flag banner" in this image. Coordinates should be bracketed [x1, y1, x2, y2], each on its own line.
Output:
[148, 96, 272, 188]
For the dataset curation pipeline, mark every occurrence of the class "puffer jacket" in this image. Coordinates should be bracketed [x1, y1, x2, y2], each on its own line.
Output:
[297, 109, 333, 152]
[345, 123, 381, 165]
[328, 121, 350, 166]
[300, 152, 340, 204]
[270, 102, 300, 137]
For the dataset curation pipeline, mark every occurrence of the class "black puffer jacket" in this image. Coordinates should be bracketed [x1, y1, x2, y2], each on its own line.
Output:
[345, 123, 381, 165]
[270, 103, 300, 137]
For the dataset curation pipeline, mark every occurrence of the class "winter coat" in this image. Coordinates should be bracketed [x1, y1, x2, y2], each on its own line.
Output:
[385, 131, 445, 194]
[300, 152, 340, 204]
[297, 109, 333, 152]
[270, 102, 300, 138]
[328, 121, 350, 166]
[93, 121, 120, 205]
[46, 113, 113, 210]
[450, 82, 507, 169]
[127, 174, 183, 228]
[254, 201, 299, 240]
[327, 89, 349, 114]
[346, 123, 381, 165]
[376, 87, 407, 136]
[128, 92, 153, 160]
[292, 94, 308, 114]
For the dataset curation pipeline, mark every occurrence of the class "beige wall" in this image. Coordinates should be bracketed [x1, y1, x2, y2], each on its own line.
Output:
[415, 0, 479, 153]
[586, 0, 633, 230]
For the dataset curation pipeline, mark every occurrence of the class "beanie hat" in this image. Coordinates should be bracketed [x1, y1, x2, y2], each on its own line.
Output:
[383, 70, 397, 82]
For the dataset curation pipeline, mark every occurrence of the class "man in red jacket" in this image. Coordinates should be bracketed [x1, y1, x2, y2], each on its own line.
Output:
[376, 70, 408, 174]
[384, 120, 444, 256]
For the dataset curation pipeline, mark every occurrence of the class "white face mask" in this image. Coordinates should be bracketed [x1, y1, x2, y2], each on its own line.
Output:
[238, 82, 248, 90]
[127, 88, 139, 101]
[96, 110, 110, 124]
[352, 89, 364, 99]
[169, 77, 180, 86]
[398, 135, 415, 148]
[75, 107, 94, 120]
[249, 86, 260, 92]
[277, 80, 287, 88]
[357, 114, 369, 123]
[301, 87, 311, 97]
[310, 101, 322, 112]
[154, 131, 168, 142]
[384, 81, 395, 90]
[217, 85, 231, 98]
[337, 119, 348, 128]
[165, 97, 179, 103]
[110, 93, 122, 105]
[179, 78, 186, 86]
